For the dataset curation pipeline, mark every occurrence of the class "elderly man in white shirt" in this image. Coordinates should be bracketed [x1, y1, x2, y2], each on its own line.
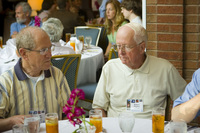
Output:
[92, 22, 186, 119]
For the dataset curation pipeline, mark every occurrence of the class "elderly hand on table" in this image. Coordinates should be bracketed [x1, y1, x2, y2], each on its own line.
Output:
[0, 115, 27, 132]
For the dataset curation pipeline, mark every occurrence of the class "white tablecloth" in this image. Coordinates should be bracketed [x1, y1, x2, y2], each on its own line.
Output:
[0, 39, 19, 75]
[77, 45, 104, 86]
[3, 117, 152, 133]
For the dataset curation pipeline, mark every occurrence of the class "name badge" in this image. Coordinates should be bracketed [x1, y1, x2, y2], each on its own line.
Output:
[29, 110, 46, 123]
[127, 99, 143, 112]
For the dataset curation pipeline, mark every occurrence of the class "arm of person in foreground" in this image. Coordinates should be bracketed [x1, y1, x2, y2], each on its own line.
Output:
[0, 115, 25, 132]
[94, 108, 107, 117]
[171, 93, 200, 123]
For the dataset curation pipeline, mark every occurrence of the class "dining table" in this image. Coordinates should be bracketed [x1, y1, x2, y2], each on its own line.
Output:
[3, 117, 152, 133]
[77, 45, 104, 86]
[3, 117, 200, 133]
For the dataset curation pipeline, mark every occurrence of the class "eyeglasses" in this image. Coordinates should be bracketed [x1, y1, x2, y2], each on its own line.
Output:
[116, 42, 143, 52]
[24, 46, 51, 55]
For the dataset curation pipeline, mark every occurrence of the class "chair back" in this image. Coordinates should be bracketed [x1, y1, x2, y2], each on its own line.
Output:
[108, 49, 118, 60]
[74, 26, 101, 46]
[98, 26, 109, 53]
[51, 54, 81, 91]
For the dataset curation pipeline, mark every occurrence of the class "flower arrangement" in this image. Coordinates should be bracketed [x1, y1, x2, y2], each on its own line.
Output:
[34, 16, 41, 27]
[63, 88, 94, 133]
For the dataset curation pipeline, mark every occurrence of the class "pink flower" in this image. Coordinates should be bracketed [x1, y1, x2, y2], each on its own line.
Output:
[63, 88, 92, 132]
[67, 97, 75, 106]
[34, 16, 40, 27]
[74, 107, 85, 117]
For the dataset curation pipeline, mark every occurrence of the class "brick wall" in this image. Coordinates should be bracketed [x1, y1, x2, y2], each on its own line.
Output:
[146, 0, 200, 82]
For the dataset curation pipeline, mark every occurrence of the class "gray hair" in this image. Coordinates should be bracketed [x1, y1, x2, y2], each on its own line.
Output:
[16, 26, 46, 52]
[124, 22, 147, 46]
[16, 2, 32, 16]
[41, 18, 64, 42]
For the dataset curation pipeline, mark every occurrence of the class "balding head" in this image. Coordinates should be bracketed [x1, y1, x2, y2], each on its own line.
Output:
[118, 22, 147, 46]
[16, 26, 49, 52]
[116, 22, 147, 69]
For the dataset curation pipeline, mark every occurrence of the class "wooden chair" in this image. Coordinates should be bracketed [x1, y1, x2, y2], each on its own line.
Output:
[51, 54, 81, 91]
[74, 26, 101, 46]
[108, 48, 118, 60]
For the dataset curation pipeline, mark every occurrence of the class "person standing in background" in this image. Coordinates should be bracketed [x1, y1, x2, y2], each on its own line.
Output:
[49, 0, 86, 41]
[38, 0, 57, 22]
[10, 2, 36, 38]
[121, 0, 142, 24]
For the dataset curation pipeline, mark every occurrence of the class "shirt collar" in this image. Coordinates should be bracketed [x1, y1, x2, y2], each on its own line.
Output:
[14, 58, 51, 81]
[122, 54, 150, 76]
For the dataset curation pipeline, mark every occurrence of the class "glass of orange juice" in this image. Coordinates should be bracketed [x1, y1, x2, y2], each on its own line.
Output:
[152, 107, 165, 133]
[70, 38, 76, 51]
[45, 113, 58, 133]
[89, 110, 102, 133]
[0, 36, 3, 48]
[65, 33, 71, 43]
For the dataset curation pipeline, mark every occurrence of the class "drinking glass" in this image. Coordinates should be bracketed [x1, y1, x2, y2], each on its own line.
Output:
[169, 120, 187, 133]
[65, 33, 71, 43]
[194, 128, 200, 133]
[45, 113, 58, 133]
[152, 107, 165, 133]
[89, 110, 102, 133]
[0, 36, 3, 48]
[12, 124, 28, 133]
[85, 36, 92, 48]
[78, 35, 84, 50]
[75, 41, 83, 54]
[70, 37, 76, 51]
[118, 111, 135, 133]
[24, 115, 40, 133]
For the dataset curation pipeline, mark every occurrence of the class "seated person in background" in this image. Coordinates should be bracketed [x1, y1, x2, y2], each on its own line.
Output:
[10, 2, 37, 38]
[104, 0, 127, 58]
[172, 68, 200, 123]
[92, 22, 187, 118]
[98, 0, 122, 24]
[121, 0, 142, 24]
[38, 0, 57, 22]
[41, 17, 75, 55]
[49, 0, 86, 42]
[0, 26, 71, 132]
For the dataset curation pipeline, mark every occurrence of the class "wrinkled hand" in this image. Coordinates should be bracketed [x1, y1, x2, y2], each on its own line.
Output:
[8, 115, 26, 125]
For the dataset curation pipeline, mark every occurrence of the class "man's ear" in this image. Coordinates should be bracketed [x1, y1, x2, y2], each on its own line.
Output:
[19, 48, 28, 60]
[139, 41, 146, 54]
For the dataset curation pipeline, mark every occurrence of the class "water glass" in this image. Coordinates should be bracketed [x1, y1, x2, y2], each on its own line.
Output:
[45, 113, 59, 133]
[118, 111, 135, 133]
[85, 36, 92, 48]
[12, 124, 28, 133]
[194, 128, 200, 133]
[169, 121, 187, 133]
[152, 107, 165, 133]
[75, 41, 83, 54]
[24, 115, 40, 133]
[80, 125, 96, 133]
[89, 110, 102, 133]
